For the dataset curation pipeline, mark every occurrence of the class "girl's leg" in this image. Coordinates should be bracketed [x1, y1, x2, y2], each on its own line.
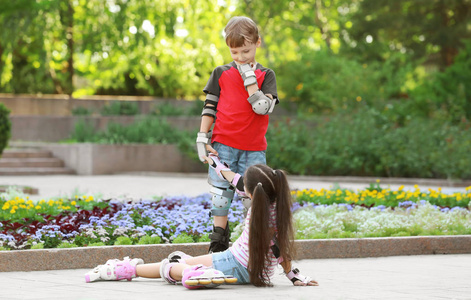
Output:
[169, 254, 213, 280]
[136, 254, 213, 279]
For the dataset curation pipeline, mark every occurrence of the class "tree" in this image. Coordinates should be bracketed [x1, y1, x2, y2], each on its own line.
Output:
[344, 0, 471, 70]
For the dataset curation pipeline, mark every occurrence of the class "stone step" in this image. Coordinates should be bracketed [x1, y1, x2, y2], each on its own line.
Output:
[2, 148, 53, 158]
[0, 157, 65, 168]
[0, 167, 75, 176]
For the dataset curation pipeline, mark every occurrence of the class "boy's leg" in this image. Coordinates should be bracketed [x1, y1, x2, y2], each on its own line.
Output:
[207, 143, 237, 253]
[237, 150, 266, 210]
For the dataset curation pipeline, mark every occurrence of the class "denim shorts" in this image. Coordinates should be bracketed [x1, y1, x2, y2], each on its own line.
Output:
[208, 142, 266, 187]
[212, 249, 250, 284]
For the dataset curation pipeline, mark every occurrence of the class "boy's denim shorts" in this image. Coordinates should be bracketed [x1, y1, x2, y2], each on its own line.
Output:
[212, 249, 250, 284]
[208, 142, 266, 187]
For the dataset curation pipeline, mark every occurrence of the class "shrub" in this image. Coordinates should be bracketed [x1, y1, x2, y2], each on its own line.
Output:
[71, 106, 93, 116]
[0, 103, 11, 156]
[57, 242, 78, 248]
[114, 236, 133, 245]
[172, 233, 195, 244]
[410, 39, 471, 123]
[87, 242, 106, 247]
[137, 235, 162, 245]
[100, 101, 139, 116]
[276, 50, 385, 114]
[266, 111, 471, 179]
[31, 243, 44, 250]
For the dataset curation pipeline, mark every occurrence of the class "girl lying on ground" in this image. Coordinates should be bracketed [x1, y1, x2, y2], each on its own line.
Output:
[85, 154, 318, 288]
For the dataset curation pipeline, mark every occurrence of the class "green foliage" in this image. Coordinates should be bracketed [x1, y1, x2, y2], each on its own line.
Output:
[267, 111, 471, 179]
[150, 101, 201, 116]
[70, 116, 185, 144]
[42, 235, 63, 249]
[68, 116, 199, 162]
[31, 243, 44, 250]
[100, 101, 139, 116]
[87, 242, 106, 247]
[277, 50, 375, 113]
[411, 39, 471, 123]
[114, 236, 133, 245]
[137, 235, 162, 245]
[0, 103, 11, 156]
[57, 242, 78, 248]
[277, 49, 417, 114]
[172, 233, 195, 244]
[71, 106, 93, 116]
[197, 233, 210, 243]
[151, 102, 185, 116]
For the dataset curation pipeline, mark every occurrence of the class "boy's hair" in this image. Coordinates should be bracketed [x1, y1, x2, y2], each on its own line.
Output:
[224, 16, 259, 48]
[244, 164, 295, 287]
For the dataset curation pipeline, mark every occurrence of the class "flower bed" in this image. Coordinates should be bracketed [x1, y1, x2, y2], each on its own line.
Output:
[0, 185, 470, 250]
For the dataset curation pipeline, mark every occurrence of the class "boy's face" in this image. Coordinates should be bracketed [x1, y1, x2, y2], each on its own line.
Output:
[229, 38, 261, 66]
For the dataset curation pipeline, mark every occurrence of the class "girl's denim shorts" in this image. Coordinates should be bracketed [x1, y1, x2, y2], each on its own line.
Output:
[212, 249, 250, 284]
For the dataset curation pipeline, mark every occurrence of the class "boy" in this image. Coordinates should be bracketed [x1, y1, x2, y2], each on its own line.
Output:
[196, 16, 279, 253]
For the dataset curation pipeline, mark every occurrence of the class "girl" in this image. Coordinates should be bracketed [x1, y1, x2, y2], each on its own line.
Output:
[85, 154, 318, 288]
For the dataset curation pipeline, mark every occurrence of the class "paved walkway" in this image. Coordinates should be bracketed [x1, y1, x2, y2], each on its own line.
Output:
[0, 173, 469, 299]
[1, 254, 470, 300]
[0, 173, 467, 201]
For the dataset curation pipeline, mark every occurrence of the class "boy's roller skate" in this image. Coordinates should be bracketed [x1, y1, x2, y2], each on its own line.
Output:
[85, 256, 144, 283]
[182, 264, 237, 289]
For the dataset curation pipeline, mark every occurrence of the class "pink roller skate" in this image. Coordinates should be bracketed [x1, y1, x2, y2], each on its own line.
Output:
[182, 265, 237, 289]
[85, 256, 144, 283]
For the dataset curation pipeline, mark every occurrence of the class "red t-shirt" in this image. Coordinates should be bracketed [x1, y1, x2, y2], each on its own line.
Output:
[203, 62, 278, 151]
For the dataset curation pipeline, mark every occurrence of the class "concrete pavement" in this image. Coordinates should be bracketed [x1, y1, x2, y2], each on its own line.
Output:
[0, 172, 467, 201]
[2, 254, 470, 300]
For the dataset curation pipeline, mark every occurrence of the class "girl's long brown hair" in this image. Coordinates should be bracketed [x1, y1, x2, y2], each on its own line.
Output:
[244, 164, 295, 287]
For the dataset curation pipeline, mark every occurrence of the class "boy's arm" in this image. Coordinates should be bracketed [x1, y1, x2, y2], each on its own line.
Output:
[197, 114, 217, 162]
[239, 64, 276, 115]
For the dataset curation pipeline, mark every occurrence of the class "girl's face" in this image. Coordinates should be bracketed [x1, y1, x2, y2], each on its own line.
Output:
[244, 186, 252, 199]
[229, 38, 261, 65]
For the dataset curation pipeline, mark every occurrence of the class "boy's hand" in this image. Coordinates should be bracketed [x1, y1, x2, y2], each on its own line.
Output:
[238, 63, 257, 89]
[196, 132, 217, 163]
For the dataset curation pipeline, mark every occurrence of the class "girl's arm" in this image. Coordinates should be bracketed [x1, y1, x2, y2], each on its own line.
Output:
[281, 258, 319, 286]
[205, 154, 246, 197]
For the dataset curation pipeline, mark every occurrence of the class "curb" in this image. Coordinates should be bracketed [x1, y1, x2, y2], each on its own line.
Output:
[1, 235, 470, 272]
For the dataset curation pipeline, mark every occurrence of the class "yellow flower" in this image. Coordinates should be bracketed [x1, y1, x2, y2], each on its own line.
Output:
[71, 201, 77, 206]
[35, 206, 41, 210]
[10, 209, 16, 214]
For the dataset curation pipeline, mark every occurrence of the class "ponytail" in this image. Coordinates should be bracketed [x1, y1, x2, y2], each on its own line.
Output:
[248, 183, 272, 286]
[273, 169, 295, 263]
[245, 165, 295, 287]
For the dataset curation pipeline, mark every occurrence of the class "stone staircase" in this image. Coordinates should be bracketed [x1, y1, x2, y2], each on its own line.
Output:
[0, 148, 75, 175]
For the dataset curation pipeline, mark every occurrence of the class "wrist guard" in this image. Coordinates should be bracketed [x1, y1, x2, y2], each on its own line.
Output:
[286, 268, 312, 285]
[196, 132, 211, 162]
